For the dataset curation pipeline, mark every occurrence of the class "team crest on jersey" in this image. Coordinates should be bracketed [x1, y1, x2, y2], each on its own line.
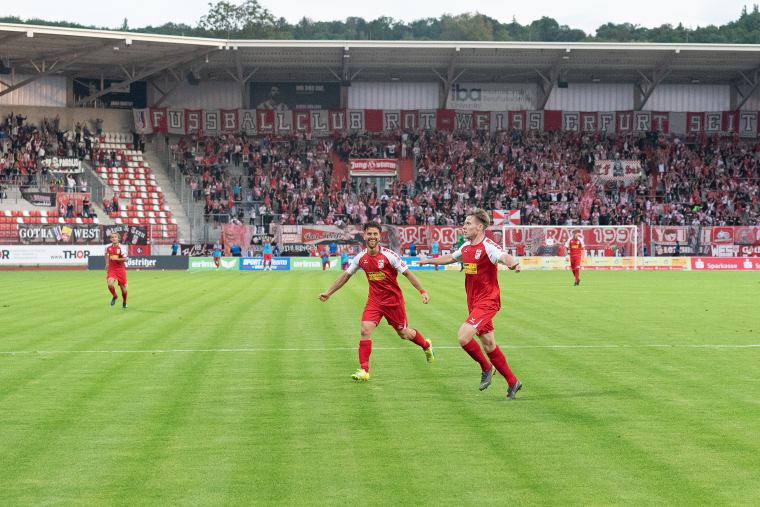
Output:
[475, 249, 482, 260]
[378, 259, 384, 269]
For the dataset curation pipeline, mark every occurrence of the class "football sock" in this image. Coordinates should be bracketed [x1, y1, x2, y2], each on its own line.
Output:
[462, 338, 491, 371]
[411, 329, 430, 349]
[109, 285, 117, 298]
[487, 346, 517, 386]
[359, 340, 372, 371]
[121, 290, 127, 304]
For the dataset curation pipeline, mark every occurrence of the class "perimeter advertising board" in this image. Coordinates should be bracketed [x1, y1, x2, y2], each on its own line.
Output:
[691, 257, 760, 271]
[189, 257, 239, 271]
[239, 257, 290, 271]
[88, 256, 188, 270]
[290, 257, 340, 270]
[1, 244, 106, 265]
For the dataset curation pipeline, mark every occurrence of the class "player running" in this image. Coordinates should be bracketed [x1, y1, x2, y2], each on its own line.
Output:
[565, 230, 585, 286]
[105, 232, 129, 309]
[262, 240, 273, 270]
[319, 221, 435, 381]
[419, 209, 522, 400]
[212, 241, 222, 271]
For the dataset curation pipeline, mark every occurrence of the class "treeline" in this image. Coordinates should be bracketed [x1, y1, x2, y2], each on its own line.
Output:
[4, 2, 760, 43]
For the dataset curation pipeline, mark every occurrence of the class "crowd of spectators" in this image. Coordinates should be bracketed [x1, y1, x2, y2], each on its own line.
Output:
[170, 126, 760, 229]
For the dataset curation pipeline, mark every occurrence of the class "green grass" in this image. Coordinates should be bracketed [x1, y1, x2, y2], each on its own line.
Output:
[1, 269, 759, 506]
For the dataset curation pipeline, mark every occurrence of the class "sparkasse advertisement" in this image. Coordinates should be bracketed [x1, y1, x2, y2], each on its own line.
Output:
[691, 257, 760, 271]
[239, 257, 290, 271]
[189, 257, 239, 271]
[0, 245, 106, 265]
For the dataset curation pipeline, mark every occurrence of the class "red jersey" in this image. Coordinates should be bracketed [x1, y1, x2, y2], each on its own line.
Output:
[347, 247, 407, 307]
[565, 238, 585, 258]
[106, 243, 128, 276]
[453, 237, 505, 312]
[516, 243, 525, 256]
[604, 246, 613, 257]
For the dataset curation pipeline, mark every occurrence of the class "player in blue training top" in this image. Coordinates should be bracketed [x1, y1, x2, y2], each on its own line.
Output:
[212, 241, 222, 271]
[341, 251, 349, 270]
[262, 240, 273, 270]
[321, 249, 330, 270]
[430, 240, 440, 271]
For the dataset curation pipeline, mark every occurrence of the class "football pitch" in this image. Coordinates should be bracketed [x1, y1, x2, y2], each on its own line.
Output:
[1, 269, 759, 506]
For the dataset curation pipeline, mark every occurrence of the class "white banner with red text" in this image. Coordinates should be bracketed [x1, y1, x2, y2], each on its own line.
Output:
[349, 159, 398, 177]
[595, 160, 643, 181]
[134, 108, 760, 137]
[0, 244, 106, 265]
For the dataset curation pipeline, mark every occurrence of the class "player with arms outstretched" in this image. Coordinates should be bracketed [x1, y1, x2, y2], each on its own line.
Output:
[565, 230, 585, 286]
[420, 209, 522, 400]
[319, 221, 435, 381]
[212, 241, 222, 271]
[105, 232, 129, 309]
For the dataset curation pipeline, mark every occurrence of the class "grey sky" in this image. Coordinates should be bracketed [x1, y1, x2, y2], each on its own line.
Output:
[1, 0, 751, 34]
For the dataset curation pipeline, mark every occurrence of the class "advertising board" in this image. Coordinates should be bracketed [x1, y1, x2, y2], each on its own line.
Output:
[290, 257, 340, 270]
[188, 257, 239, 271]
[1, 244, 106, 265]
[88, 255, 188, 270]
[239, 257, 290, 271]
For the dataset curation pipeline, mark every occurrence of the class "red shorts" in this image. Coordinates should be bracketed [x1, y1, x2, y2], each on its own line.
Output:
[432, 254, 440, 258]
[362, 304, 408, 331]
[570, 256, 581, 269]
[342, 262, 349, 270]
[263, 254, 272, 262]
[465, 306, 498, 337]
[107, 271, 128, 287]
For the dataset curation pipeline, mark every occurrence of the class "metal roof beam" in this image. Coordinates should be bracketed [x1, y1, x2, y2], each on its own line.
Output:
[75, 47, 214, 106]
[0, 43, 110, 98]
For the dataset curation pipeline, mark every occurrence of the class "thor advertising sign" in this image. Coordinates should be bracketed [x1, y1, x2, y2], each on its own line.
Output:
[189, 257, 239, 271]
[239, 257, 290, 271]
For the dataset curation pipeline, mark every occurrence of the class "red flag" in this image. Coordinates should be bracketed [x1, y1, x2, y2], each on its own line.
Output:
[580, 176, 596, 220]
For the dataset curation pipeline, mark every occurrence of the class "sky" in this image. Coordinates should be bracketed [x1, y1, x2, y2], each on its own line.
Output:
[1, 0, 753, 34]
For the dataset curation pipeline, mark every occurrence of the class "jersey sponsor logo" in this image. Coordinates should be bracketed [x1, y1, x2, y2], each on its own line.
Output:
[378, 259, 384, 269]
[464, 263, 477, 274]
[368, 271, 386, 281]
[475, 249, 482, 260]
[571, 245, 579, 249]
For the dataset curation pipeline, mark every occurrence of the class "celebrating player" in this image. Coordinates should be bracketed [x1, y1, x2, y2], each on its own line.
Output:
[105, 232, 128, 309]
[565, 230, 585, 286]
[319, 221, 435, 381]
[212, 241, 222, 271]
[321, 248, 330, 270]
[430, 240, 440, 270]
[340, 250, 349, 271]
[419, 209, 522, 400]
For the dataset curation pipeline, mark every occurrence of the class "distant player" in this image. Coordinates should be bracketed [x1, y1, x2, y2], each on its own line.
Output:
[420, 209, 522, 400]
[212, 241, 222, 271]
[604, 242, 614, 257]
[321, 249, 330, 270]
[105, 232, 128, 309]
[430, 240, 440, 270]
[565, 230, 585, 286]
[319, 221, 435, 381]
[455, 231, 466, 271]
[262, 240, 272, 270]
[340, 251, 349, 271]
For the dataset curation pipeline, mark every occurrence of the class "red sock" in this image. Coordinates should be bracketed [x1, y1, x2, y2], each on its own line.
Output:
[410, 329, 430, 350]
[487, 346, 517, 386]
[121, 290, 127, 304]
[574, 269, 580, 282]
[462, 338, 491, 371]
[109, 285, 117, 297]
[359, 340, 372, 371]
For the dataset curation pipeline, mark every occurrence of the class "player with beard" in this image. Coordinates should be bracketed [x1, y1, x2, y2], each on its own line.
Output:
[105, 232, 129, 308]
[319, 221, 434, 381]
[419, 209, 522, 400]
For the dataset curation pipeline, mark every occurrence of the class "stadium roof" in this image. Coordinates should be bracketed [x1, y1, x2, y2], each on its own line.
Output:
[3, 22, 760, 103]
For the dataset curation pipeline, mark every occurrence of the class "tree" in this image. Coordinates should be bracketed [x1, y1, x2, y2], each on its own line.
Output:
[440, 12, 495, 41]
[198, 0, 277, 39]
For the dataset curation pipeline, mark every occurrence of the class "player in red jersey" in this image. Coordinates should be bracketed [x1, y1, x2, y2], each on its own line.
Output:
[420, 209, 523, 400]
[565, 230, 585, 286]
[105, 232, 129, 309]
[319, 221, 434, 381]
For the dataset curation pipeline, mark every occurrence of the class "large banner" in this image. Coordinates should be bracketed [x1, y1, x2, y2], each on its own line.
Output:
[492, 210, 520, 227]
[21, 188, 56, 207]
[349, 159, 398, 177]
[102, 224, 149, 246]
[40, 157, 83, 173]
[595, 160, 643, 180]
[17, 223, 101, 244]
[56, 193, 90, 217]
[135, 107, 760, 135]
[180, 244, 216, 256]
[220, 224, 256, 256]
[386, 225, 462, 253]
[250, 83, 340, 111]
[0, 244, 106, 265]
